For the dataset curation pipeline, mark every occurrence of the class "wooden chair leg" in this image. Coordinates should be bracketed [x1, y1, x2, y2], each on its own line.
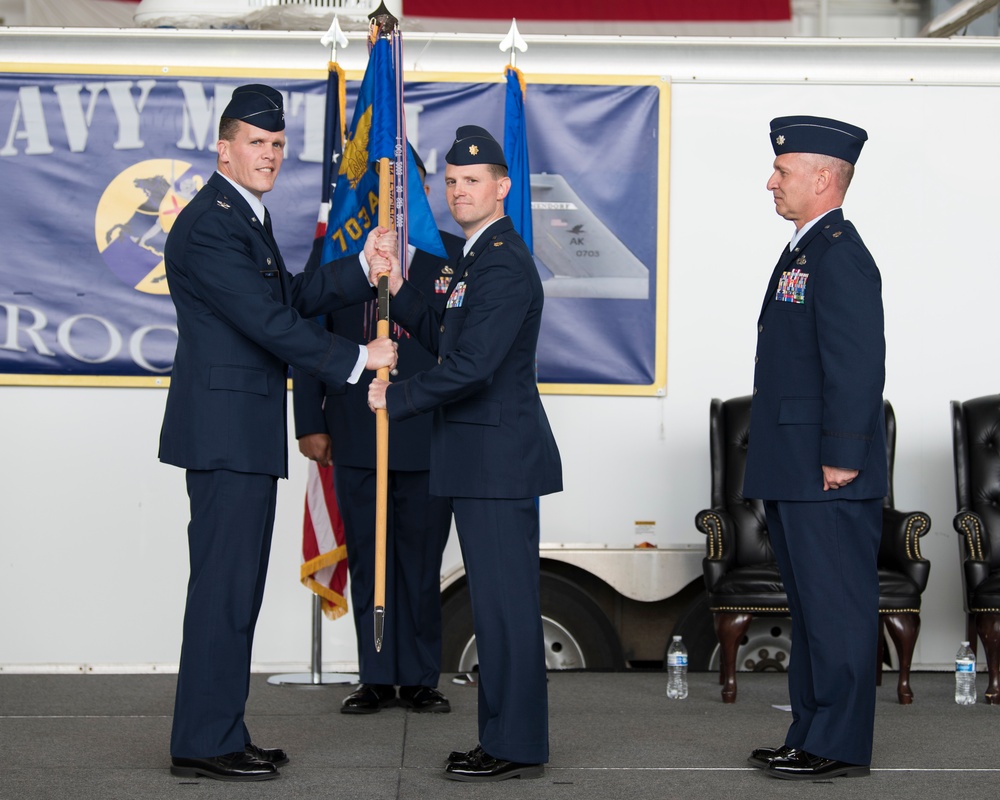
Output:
[975, 612, 1000, 705]
[714, 611, 752, 704]
[882, 612, 919, 705]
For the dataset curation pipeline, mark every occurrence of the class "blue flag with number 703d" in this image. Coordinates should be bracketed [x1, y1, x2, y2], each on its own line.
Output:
[322, 38, 445, 263]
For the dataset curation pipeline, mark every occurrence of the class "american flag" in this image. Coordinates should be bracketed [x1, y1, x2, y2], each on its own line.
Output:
[299, 60, 349, 620]
[300, 462, 349, 620]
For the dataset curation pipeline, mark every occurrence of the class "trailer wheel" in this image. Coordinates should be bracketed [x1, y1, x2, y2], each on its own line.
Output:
[441, 572, 625, 672]
[670, 592, 793, 673]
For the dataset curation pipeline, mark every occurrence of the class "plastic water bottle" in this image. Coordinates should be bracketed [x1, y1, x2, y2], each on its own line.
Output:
[666, 635, 688, 699]
[955, 641, 976, 705]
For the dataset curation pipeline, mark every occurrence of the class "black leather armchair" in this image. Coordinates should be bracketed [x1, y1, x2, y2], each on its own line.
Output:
[696, 396, 931, 703]
[950, 395, 1000, 704]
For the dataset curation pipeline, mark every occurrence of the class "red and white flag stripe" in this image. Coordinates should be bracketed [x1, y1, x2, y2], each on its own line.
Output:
[300, 462, 349, 620]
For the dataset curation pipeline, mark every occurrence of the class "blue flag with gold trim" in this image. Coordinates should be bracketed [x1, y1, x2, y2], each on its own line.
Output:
[323, 38, 445, 262]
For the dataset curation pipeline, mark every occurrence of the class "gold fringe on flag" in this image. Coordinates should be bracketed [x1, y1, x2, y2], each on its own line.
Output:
[300, 545, 349, 621]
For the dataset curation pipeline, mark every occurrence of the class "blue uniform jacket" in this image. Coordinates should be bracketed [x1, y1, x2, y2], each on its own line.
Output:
[386, 216, 563, 500]
[292, 232, 465, 471]
[743, 209, 888, 502]
[159, 172, 375, 479]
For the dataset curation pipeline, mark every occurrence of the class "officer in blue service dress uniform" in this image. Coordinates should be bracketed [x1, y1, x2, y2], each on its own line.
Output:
[367, 126, 563, 782]
[293, 150, 464, 716]
[159, 84, 397, 782]
[743, 116, 887, 781]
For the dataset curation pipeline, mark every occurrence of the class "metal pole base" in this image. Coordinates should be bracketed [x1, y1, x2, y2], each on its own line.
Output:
[266, 595, 359, 688]
[267, 672, 358, 687]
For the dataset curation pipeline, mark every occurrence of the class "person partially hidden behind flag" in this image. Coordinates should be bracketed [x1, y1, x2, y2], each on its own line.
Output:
[293, 148, 464, 715]
[367, 126, 563, 782]
[158, 84, 398, 782]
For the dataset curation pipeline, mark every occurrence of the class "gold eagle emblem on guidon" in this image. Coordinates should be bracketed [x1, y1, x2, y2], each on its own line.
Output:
[341, 107, 373, 190]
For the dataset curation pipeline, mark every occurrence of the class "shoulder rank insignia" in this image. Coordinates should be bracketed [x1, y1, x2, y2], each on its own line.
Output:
[832, 231, 842, 238]
[775, 268, 809, 305]
[492, 241, 503, 248]
[216, 199, 231, 209]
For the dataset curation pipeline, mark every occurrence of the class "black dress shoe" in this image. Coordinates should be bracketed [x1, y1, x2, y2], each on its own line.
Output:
[447, 744, 483, 765]
[765, 749, 870, 780]
[341, 683, 397, 714]
[747, 744, 796, 769]
[398, 685, 451, 713]
[245, 743, 289, 766]
[444, 748, 543, 782]
[170, 751, 279, 781]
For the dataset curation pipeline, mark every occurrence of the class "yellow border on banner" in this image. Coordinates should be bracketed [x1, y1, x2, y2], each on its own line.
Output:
[0, 67, 669, 397]
[0, 63, 335, 79]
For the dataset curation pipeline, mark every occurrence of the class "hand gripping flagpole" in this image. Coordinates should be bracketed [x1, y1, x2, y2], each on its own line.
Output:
[368, 0, 400, 654]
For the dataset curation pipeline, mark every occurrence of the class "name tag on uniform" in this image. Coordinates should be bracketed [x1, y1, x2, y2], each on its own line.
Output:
[446, 281, 467, 308]
[259, 269, 279, 279]
[775, 268, 809, 304]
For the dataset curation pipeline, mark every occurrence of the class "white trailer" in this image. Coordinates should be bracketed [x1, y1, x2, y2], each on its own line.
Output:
[1, 27, 996, 676]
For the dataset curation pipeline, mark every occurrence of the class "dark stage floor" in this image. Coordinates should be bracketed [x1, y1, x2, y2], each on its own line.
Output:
[1, 670, 997, 800]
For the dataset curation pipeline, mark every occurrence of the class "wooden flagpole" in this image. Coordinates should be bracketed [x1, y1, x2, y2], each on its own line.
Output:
[368, 1, 398, 654]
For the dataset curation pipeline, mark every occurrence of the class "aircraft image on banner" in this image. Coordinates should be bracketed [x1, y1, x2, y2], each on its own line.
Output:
[530, 173, 649, 300]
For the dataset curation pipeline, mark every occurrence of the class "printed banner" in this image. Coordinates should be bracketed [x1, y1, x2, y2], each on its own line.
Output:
[0, 70, 666, 394]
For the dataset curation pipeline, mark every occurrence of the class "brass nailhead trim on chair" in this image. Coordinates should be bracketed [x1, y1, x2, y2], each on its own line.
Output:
[957, 514, 985, 561]
[905, 514, 929, 560]
[700, 512, 724, 560]
[711, 607, 921, 614]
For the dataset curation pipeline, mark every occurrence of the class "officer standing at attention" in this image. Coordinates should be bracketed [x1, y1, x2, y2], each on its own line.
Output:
[293, 149, 464, 715]
[743, 116, 886, 781]
[159, 84, 397, 782]
[367, 126, 562, 782]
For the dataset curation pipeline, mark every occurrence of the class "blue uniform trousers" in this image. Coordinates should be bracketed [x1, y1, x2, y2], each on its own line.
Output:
[170, 469, 277, 758]
[764, 498, 881, 766]
[452, 496, 549, 765]
[333, 464, 452, 687]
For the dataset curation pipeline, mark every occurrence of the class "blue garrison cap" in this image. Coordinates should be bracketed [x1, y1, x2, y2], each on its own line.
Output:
[222, 84, 285, 132]
[445, 125, 507, 168]
[770, 116, 867, 165]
